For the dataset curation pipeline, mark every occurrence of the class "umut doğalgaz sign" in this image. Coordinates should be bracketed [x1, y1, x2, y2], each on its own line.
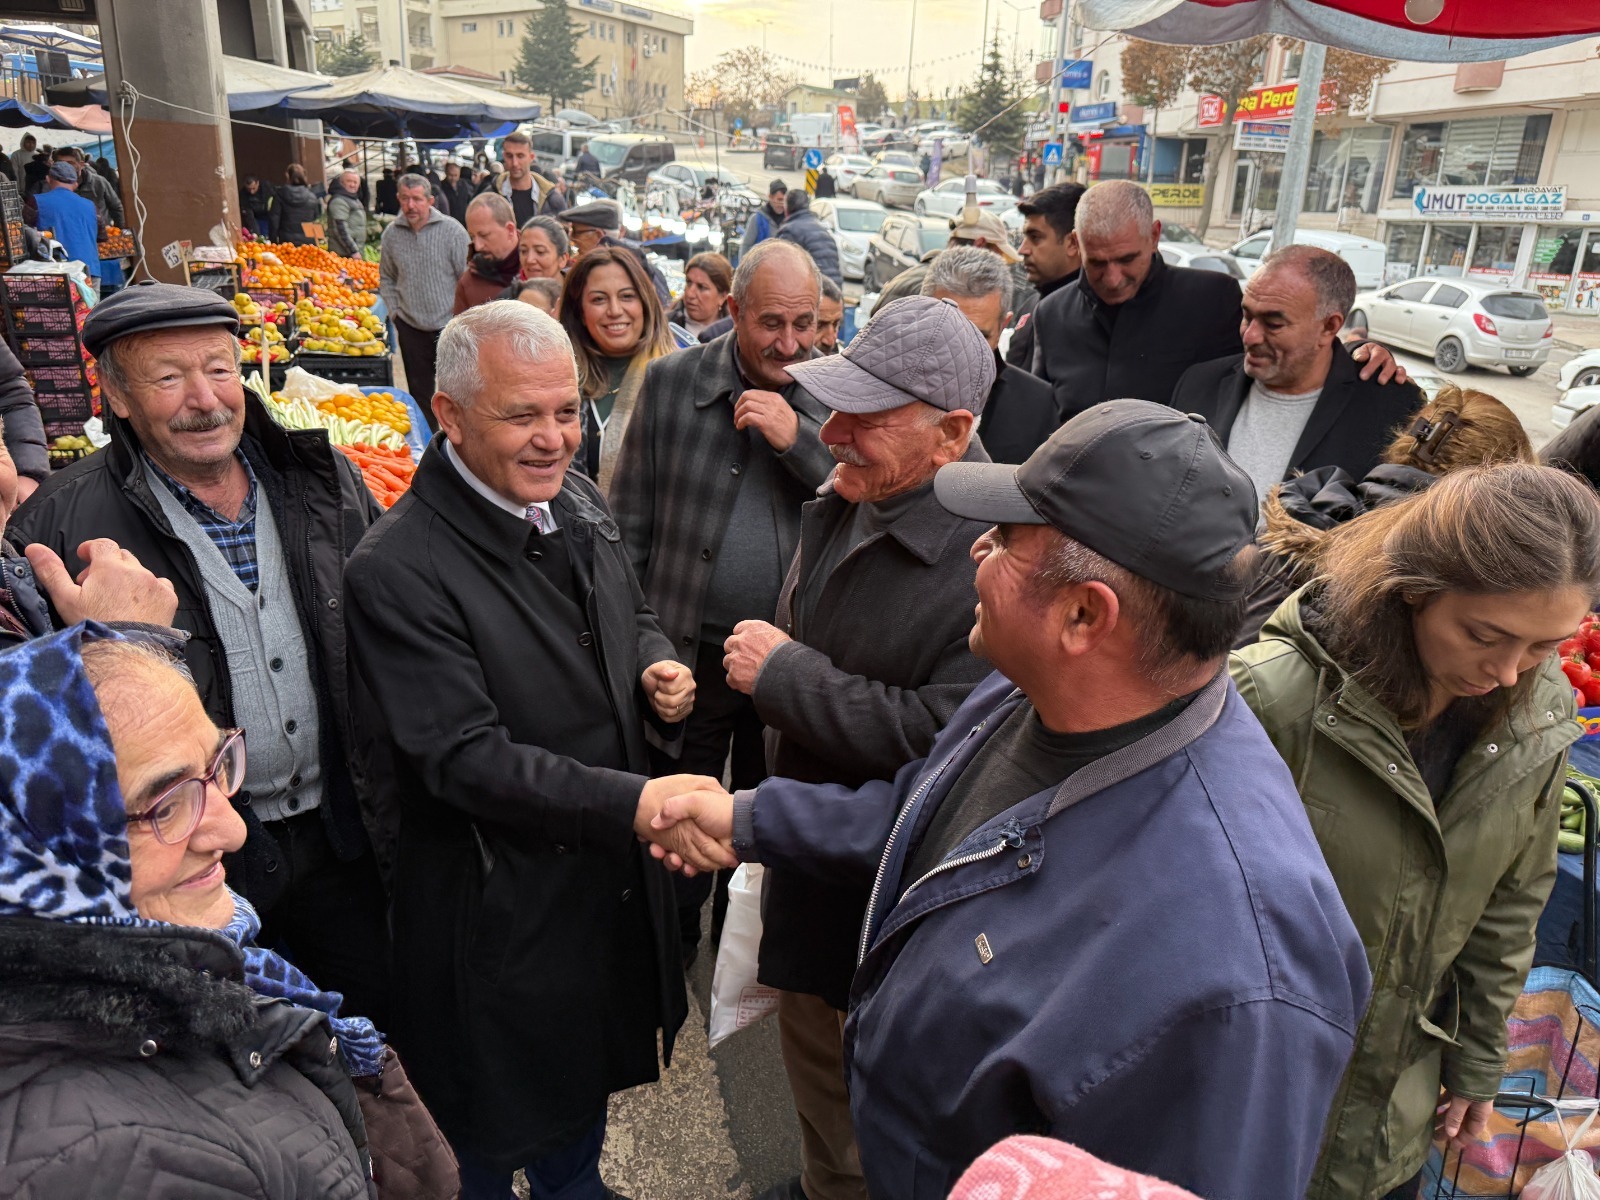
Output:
[1411, 185, 1567, 221]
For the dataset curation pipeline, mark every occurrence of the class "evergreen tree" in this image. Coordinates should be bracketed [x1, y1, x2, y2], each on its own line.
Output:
[513, 2, 600, 111]
[316, 34, 379, 78]
[855, 73, 890, 121]
[957, 37, 1024, 160]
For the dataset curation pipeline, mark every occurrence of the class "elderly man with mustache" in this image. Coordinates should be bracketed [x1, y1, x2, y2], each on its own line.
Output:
[716, 295, 996, 1200]
[610, 238, 835, 967]
[9, 283, 393, 1031]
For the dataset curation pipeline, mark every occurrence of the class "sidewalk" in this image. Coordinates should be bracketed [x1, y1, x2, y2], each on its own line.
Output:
[1552, 312, 1600, 354]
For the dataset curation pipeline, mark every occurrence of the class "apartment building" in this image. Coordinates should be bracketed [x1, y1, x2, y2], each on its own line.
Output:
[1044, 15, 1600, 312]
[312, 0, 691, 121]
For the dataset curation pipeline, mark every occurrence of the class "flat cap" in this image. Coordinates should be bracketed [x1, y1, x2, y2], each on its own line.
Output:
[559, 200, 621, 231]
[81, 282, 240, 359]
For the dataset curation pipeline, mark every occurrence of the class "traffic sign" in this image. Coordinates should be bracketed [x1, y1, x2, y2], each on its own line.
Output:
[803, 148, 824, 169]
[1042, 142, 1063, 166]
[733, 117, 743, 130]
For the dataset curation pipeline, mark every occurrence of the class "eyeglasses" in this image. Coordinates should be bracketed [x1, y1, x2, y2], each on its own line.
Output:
[125, 729, 246, 846]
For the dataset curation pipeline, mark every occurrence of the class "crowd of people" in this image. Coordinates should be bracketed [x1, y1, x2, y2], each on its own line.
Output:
[3, 159, 1600, 1200]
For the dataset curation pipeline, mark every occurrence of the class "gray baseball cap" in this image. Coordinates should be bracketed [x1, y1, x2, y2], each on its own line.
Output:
[934, 400, 1258, 601]
[786, 295, 994, 417]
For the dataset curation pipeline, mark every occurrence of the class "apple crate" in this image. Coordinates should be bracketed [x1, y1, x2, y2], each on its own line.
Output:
[293, 350, 393, 387]
[97, 229, 135, 259]
[6, 305, 78, 335]
[1, 275, 74, 308]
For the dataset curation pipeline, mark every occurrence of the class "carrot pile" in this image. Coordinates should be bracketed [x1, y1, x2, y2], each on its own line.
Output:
[337, 443, 416, 508]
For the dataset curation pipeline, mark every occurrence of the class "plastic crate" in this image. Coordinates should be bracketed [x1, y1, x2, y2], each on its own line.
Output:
[97, 230, 135, 258]
[13, 334, 85, 366]
[26, 362, 94, 400]
[293, 351, 393, 387]
[38, 391, 94, 435]
[47, 445, 93, 470]
[8, 305, 78, 335]
[245, 282, 308, 308]
[1, 275, 75, 308]
[0, 180, 21, 225]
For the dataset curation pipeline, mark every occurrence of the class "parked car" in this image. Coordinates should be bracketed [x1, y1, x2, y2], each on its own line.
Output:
[863, 213, 949, 291]
[1159, 241, 1246, 279]
[861, 129, 913, 154]
[872, 150, 920, 172]
[584, 134, 674, 184]
[646, 162, 723, 210]
[821, 195, 889, 281]
[1558, 350, 1600, 394]
[764, 131, 804, 170]
[824, 153, 876, 191]
[1348, 276, 1554, 375]
[525, 125, 594, 179]
[917, 129, 970, 156]
[853, 164, 924, 209]
[914, 176, 1018, 222]
[1229, 228, 1388, 292]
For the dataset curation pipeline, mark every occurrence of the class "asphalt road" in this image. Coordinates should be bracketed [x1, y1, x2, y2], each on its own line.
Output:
[1380, 343, 1568, 451]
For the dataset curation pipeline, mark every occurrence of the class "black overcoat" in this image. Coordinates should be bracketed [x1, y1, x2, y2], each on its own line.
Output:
[343, 442, 688, 1171]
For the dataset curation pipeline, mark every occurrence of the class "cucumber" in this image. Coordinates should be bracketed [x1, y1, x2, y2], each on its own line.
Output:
[1561, 829, 1587, 854]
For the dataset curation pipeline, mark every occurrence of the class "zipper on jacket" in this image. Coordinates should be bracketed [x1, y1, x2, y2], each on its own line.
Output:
[897, 826, 1023, 904]
[857, 717, 992, 965]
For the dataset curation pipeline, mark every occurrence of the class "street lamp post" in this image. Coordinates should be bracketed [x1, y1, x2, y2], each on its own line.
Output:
[905, 0, 918, 121]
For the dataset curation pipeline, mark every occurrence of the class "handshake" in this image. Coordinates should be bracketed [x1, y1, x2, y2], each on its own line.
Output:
[634, 774, 740, 876]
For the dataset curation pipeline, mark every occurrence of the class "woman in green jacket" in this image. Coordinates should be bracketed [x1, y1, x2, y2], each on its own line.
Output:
[1230, 463, 1600, 1200]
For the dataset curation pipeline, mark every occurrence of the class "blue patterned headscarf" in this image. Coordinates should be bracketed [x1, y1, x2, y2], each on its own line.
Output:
[0, 624, 384, 1076]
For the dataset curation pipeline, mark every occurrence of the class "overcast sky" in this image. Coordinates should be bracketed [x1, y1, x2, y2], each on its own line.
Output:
[684, 0, 1052, 100]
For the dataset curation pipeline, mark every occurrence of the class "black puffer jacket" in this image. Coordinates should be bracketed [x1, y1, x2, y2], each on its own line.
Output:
[1235, 462, 1436, 649]
[0, 917, 373, 1198]
[273, 183, 323, 245]
[774, 192, 842, 286]
[8, 399, 382, 911]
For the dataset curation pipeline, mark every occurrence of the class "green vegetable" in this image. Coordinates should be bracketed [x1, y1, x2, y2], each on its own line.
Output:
[1561, 830, 1586, 855]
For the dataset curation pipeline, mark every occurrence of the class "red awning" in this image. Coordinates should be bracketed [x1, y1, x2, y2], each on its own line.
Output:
[1080, 0, 1600, 61]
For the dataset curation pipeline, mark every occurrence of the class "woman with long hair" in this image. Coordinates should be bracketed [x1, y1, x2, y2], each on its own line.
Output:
[1231, 463, 1600, 1200]
[558, 246, 674, 491]
[666, 251, 732, 342]
[271, 162, 321, 245]
[1236, 385, 1536, 647]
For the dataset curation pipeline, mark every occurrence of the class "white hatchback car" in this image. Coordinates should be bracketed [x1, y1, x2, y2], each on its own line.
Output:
[1349, 277, 1553, 376]
[823, 153, 876, 191]
[820, 196, 889, 281]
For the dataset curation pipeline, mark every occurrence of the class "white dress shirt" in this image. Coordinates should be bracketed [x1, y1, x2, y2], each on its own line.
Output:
[444, 440, 558, 530]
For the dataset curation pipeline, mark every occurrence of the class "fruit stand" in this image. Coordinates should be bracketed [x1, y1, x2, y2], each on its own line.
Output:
[1535, 613, 1600, 969]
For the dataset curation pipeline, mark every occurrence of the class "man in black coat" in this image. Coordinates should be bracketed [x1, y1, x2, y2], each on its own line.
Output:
[1006, 181, 1082, 373]
[8, 284, 391, 1027]
[343, 299, 726, 1197]
[1031, 181, 1402, 422]
[1171, 245, 1424, 502]
[721, 297, 993, 1200]
[924, 246, 1059, 464]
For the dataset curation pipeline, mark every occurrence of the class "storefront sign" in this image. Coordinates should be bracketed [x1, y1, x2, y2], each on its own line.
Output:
[1143, 183, 1205, 207]
[1232, 81, 1336, 122]
[1068, 100, 1117, 130]
[1058, 59, 1093, 89]
[1197, 94, 1224, 128]
[1411, 185, 1567, 221]
[1234, 120, 1290, 154]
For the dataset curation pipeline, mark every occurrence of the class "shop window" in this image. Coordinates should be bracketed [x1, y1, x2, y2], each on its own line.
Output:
[1282, 42, 1304, 80]
[1393, 115, 1550, 196]
[461, 21, 477, 32]
[1573, 236, 1600, 313]
[1393, 123, 1444, 197]
[1469, 225, 1523, 282]
[1384, 225, 1425, 282]
[1529, 225, 1586, 306]
[1253, 156, 1283, 214]
[1421, 223, 1471, 276]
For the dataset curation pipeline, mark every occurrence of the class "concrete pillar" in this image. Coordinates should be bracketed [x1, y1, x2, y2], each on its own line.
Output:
[100, 0, 239, 282]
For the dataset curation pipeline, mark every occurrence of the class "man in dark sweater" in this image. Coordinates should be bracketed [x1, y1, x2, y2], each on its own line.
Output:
[454, 192, 521, 314]
[1006, 182, 1082, 373]
[722, 296, 994, 1200]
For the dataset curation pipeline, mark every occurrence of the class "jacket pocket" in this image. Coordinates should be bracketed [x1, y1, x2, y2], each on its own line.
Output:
[1383, 1013, 1457, 1165]
[465, 834, 514, 985]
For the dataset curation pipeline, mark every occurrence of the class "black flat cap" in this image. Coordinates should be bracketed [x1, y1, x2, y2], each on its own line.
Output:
[558, 200, 621, 231]
[81, 282, 239, 359]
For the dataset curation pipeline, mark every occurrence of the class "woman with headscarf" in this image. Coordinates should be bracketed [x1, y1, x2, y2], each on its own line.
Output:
[557, 245, 674, 491]
[0, 626, 458, 1199]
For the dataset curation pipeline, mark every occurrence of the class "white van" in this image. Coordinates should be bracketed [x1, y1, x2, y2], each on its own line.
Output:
[1228, 229, 1388, 292]
[524, 125, 593, 178]
[786, 112, 835, 149]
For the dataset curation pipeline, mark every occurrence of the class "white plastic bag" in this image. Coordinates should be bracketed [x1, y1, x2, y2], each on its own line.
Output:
[706, 863, 779, 1049]
[1523, 1102, 1600, 1200]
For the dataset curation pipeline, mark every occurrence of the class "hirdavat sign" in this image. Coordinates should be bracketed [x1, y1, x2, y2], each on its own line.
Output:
[1412, 185, 1567, 221]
